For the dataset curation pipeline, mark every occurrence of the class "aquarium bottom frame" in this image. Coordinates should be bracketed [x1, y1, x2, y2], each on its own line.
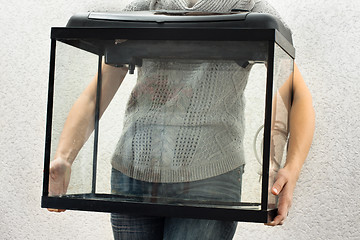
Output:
[42, 194, 277, 223]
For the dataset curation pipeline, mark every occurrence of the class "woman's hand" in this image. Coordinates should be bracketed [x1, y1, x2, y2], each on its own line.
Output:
[266, 167, 297, 226]
[47, 157, 71, 212]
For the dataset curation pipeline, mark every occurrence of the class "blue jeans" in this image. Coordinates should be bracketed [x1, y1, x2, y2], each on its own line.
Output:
[110, 166, 244, 240]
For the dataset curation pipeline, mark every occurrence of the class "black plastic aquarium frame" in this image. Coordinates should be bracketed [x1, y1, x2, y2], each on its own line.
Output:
[42, 14, 295, 223]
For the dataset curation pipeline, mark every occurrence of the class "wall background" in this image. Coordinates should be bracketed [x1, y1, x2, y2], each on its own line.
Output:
[0, 0, 359, 239]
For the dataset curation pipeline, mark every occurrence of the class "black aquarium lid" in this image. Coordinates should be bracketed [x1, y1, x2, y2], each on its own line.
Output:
[66, 11, 292, 44]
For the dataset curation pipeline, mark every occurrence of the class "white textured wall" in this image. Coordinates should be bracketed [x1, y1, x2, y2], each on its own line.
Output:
[0, 0, 359, 239]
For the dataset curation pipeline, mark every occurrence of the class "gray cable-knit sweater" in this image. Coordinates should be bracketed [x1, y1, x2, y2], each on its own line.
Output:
[111, 0, 290, 183]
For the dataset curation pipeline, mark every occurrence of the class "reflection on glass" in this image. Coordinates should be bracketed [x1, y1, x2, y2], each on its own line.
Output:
[242, 63, 267, 204]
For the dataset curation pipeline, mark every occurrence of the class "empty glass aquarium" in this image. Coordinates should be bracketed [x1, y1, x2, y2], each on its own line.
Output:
[42, 11, 295, 223]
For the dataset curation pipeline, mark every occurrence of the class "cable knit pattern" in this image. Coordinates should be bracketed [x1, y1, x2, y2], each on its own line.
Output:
[150, 0, 255, 12]
[123, 0, 154, 11]
[112, 0, 290, 182]
[123, 0, 255, 12]
[112, 60, 250, 182]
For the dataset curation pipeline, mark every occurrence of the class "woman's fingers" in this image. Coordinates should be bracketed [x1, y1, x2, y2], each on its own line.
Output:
[47, 208, 66, 213]
[266, 168, 296, 226]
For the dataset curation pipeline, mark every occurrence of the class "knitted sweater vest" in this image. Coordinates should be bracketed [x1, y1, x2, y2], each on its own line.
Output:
[111, 0, 290, 182]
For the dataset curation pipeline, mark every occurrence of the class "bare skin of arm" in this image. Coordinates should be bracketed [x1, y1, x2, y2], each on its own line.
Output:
[48, 64, 127, 212]
[267, 63, 315, 226]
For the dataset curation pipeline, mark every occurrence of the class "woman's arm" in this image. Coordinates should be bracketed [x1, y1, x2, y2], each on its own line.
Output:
[48, 64, 127, 203]
[54, 64, 127, 164]
[268, 63, 315, 225]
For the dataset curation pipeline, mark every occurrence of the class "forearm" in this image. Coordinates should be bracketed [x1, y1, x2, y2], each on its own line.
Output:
[284, 64, 315, 180]
[54, 91, 97, 164]
[54, 64, 127, 165]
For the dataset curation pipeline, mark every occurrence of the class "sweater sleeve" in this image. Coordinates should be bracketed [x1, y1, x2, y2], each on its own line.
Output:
[251, 0, 292, 35]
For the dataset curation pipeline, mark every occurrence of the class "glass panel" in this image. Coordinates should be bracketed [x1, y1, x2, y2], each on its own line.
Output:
[267, 43, 294, 209]
[50, 41, 98, 196]
[96, 40, 269, 210]
[96, 65, 137, 194]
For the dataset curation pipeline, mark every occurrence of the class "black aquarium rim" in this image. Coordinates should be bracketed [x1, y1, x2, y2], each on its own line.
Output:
[51, 27, 278, 41]
[261, 41, 275, 211]
[42, 39, 56, 197]
[42, 195, 277, 223]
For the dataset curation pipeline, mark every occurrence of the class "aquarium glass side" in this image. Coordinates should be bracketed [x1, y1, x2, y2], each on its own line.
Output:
[50, 41, 98, 196]
[267, 43, 294, 210]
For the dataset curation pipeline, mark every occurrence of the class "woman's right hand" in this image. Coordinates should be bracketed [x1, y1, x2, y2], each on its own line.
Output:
[47, 157, 72, 212]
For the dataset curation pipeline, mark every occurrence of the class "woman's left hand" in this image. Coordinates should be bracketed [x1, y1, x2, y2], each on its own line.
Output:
[266, 167, 297, 226]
